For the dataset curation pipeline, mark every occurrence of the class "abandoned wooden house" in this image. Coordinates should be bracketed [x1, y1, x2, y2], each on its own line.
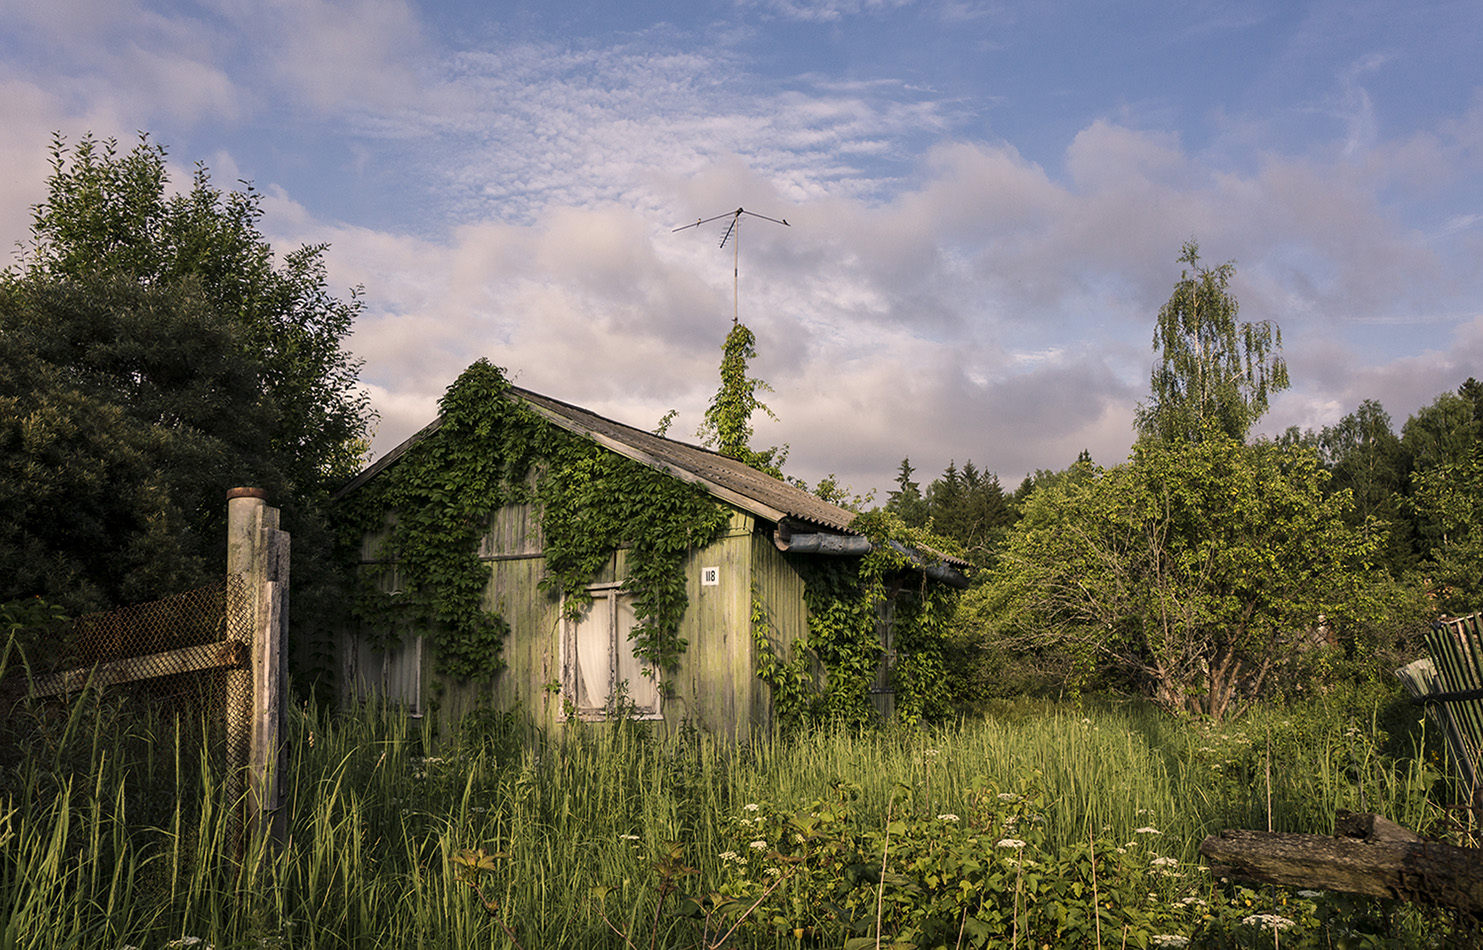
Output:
[333, 362, 968, 736]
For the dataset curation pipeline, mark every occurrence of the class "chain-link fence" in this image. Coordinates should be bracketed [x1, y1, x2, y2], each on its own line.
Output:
[0, 576, 254, 833]
[24, 575, 248, 692]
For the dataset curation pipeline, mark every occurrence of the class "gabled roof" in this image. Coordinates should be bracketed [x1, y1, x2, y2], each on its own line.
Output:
[336, 384, 861, 534]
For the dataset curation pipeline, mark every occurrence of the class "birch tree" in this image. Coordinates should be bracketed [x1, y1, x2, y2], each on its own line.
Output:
[1136, 241, 1288, 443]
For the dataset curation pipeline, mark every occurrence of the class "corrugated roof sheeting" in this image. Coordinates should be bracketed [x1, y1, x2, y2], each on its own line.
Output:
[336, 385, 857, 533]
[337, 383, 971, 573]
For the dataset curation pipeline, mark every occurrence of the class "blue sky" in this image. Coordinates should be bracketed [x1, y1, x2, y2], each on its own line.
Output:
[2, 0, 1481, 496]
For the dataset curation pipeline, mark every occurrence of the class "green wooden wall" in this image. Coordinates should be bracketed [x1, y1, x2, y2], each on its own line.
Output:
[344, 499, 817, 740]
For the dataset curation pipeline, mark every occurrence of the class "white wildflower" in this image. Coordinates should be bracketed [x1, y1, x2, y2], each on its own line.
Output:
[1135, 827, 1162, 835]
[743, 803, 760, 812]
[749, 840, 768, 851]
[996, 838, 1026, 849]
[1242, 914, 1295, 931]
[619, 834, 640, 841]
[764, 867, 783, 877]
[793, 833, 805, 844]
[1150, 936, 1190, 949]
[1150, 856, 1178, 867]
[719, 851, 740, 863]
[937, 813, 960, 822]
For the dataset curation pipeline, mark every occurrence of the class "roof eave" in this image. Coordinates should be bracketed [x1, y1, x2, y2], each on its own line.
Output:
[517, 397, 796, 526]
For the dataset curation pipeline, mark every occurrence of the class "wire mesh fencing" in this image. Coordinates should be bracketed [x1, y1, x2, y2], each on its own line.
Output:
[0, 576, 253, 834]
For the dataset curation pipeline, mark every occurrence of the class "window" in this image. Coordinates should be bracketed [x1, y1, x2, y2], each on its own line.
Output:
[346, 561, 424, 717]
[563, 585, 661, 720]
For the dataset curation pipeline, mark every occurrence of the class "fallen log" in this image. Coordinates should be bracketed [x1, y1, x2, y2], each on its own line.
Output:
[1199, 812, 1483, 916]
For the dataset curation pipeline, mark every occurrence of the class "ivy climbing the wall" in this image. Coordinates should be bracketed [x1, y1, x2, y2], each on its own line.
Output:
[339, 359, 729, 682]
[536, 434, 730, 675]
[756, 510, 963, 730]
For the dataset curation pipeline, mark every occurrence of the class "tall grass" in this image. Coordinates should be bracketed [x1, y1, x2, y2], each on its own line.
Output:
[0, 676, 1458, 949]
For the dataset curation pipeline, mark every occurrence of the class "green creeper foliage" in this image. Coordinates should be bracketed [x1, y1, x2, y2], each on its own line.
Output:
[770, 511, 961, 728]
[538, 429, 732, 675]
[341, 360, 730, 681]
[982, 436, 1377, 721]
[342, 361, 534, 679]
[699, 321, 787, 476]
[1136, 241, 1289, 444]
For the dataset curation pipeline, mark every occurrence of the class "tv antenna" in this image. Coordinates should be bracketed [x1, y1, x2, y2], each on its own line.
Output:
[673, 207, 790, 324]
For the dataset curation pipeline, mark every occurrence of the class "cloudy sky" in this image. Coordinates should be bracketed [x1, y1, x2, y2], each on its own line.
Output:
[2, 0, 1481, 497]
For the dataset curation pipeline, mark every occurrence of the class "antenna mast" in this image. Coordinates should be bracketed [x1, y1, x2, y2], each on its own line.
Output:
[673, 207, 790, 324]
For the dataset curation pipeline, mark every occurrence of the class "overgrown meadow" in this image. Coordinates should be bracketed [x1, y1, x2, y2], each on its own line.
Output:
[1, 678, 1473, 950]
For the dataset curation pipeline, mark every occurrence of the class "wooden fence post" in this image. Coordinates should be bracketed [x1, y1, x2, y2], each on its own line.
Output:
[226, 487, 290, 853]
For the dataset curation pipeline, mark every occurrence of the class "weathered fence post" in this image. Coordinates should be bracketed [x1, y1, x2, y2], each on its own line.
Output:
[226, 487, 290, 853]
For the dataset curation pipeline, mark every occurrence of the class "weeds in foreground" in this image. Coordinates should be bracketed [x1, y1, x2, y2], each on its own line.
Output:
[0, 682, 1469, 948]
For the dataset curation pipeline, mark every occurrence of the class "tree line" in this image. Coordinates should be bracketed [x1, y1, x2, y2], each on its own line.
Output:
[886, 242, 1479, 720]
[5, 134, 1477, 724]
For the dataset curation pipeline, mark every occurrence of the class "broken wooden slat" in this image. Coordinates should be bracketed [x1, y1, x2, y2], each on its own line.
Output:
[1200, 812, 1483, 915]
[29, 640, 249, 699]
[1397, 615, 1483, 801]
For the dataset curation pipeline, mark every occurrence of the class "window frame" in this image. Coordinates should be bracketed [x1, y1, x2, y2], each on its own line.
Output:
[561, 583, 663, 721]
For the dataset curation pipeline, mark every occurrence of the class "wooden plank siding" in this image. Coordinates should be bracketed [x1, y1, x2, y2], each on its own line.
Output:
[666, 511, 755, 738]
[749, 536, 814, 734]
[342, 499, 803, 738]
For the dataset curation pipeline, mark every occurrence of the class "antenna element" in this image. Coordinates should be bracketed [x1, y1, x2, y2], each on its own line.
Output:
[673, 207, 790, 324]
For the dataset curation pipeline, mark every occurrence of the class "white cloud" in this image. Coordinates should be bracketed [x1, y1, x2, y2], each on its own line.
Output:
[742, 0, 918, 23]
[298, 102, 1477, 491]
[246, 0, 433, 113]
[4, 0, 1481, 495]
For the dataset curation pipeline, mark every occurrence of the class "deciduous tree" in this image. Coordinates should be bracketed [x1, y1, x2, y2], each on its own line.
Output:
[1, 133, 372, 631]
[1135, 241, 1288, 443]
[0, 276, 275, 611]
[1318, 399, 1412, 575]
[15, 133, 371, 491]
[981, 436, 1376, 721]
